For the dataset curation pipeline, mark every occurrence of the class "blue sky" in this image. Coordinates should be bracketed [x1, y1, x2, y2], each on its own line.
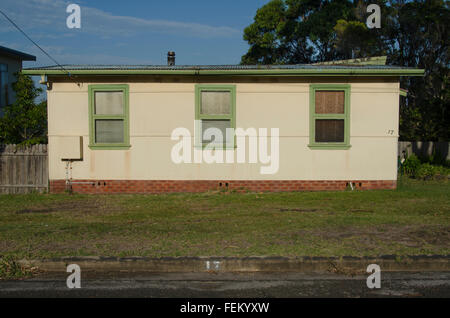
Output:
[1, 0, 270, 69]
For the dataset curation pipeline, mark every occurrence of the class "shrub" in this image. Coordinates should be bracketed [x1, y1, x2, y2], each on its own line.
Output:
[415, 163, 449, 180]
[415, 163, 435, 180]
[402, 154, 421, 176]
[434, 165, 450, 179]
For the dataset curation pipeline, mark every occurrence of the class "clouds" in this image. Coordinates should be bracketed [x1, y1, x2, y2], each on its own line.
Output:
[0, 0, 240, 39]
[0, 0, 250, 66]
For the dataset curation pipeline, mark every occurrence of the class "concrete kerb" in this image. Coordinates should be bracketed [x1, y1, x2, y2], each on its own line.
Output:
[18, 255, 450, 274]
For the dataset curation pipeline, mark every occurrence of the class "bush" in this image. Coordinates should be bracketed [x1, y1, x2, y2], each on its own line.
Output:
[433, 165, 449, 179]
[415, 163, 449, 180]
[416, 163, 435, 180]
[402, 154, 421, 176]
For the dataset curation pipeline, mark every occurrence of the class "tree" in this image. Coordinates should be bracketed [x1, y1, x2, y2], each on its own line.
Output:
[0, 73, 47, 145]
[333, 19, 377, 58]
[241, 0, 356, 64]
[386, 0, 449, 141]
[242, 0, 449, 141]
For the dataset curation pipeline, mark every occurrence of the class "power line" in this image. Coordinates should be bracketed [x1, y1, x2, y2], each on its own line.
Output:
[0, 9, 79, 85]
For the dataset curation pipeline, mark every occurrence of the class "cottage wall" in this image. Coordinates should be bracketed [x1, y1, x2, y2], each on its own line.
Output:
[47, 76, 400, 192]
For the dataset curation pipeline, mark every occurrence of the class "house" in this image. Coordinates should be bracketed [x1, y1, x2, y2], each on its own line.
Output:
[0, 46, 36, 110]
[22, 54, 424, 193]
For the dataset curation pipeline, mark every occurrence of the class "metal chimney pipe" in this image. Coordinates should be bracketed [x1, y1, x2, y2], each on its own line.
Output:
[167, 51, 175, 66]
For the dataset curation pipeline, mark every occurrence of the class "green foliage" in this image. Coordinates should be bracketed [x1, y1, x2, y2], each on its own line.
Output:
[415, 163, 435, 180]
[415, 163, 449, 180]
[401, 153, 449, 179]
[417, 150, 449, 167]
[0, 73, 47, 145]
[333, 19, 380, 59]
[402, 154, 421, 176]
[242, 0, 449, 141]
[241, 0, 355, 64]
[394, 0, 450, 141]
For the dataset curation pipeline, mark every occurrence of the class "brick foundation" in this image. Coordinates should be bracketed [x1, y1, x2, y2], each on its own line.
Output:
[50, 179, 397, 194]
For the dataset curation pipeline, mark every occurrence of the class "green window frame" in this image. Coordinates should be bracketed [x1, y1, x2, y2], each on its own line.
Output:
[88, 84, 130, 150]
[195, 84, 236, 149]
[308, 84, 351, 150]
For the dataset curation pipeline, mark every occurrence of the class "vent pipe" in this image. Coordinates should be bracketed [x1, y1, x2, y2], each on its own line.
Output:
[167, 51, 175, 66]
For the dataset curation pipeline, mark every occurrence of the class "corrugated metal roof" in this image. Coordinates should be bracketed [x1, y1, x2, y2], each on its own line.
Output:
[22, 63, 424, 77]
[25, 64, 415, 71]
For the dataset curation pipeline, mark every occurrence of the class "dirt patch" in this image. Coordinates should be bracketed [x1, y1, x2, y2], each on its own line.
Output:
[291, 224, 450, 250]
[15, 198, 121, 215]
[279, 208, 319, 213]
[38, 238, 154, 254]
[348, 209, 374, 213]
[16, 208, 54, 214]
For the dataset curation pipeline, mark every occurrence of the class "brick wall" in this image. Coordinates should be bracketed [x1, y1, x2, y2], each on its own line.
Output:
[50, 179, 397, 194]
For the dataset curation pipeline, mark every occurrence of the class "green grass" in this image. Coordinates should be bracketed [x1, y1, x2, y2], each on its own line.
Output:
[0, 177, 448, 259]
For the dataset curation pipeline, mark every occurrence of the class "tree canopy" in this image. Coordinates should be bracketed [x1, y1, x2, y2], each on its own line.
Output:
[242, 0, 449, 141]
[0, 73, 47, 145]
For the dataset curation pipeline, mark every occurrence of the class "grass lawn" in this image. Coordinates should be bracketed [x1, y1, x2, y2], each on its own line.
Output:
[0, 177, 449, 259]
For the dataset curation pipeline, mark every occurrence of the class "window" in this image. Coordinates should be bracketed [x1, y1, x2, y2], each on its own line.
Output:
[0, 64, 8, 107]
[195, 85, 236, 148]
[309, 84, 351, 149]
[88, 84, 130, 149]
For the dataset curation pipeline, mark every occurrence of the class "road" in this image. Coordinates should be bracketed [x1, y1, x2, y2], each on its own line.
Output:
[0, 271, 449, 298]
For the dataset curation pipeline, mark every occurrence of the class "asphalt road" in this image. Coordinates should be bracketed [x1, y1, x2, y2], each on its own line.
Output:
[0, 271, 449, 298]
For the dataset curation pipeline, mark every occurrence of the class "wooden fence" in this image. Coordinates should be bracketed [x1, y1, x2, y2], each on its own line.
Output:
[0, 144, 48, 194]
[398, 141, 450, 161]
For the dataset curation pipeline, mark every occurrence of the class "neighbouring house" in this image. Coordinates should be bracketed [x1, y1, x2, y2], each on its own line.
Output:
[22, 54, 424, 194]
[0, 46, 36, 111]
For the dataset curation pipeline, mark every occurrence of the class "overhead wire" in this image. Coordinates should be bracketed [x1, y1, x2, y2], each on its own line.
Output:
[0, 9, 81, 86]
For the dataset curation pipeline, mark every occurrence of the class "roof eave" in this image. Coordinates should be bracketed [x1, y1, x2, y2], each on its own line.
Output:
[0, 47, 36, 61]
[21, 68, 425, 77]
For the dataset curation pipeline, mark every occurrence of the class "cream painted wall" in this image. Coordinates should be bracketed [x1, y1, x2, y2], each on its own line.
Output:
[47, 79, 400, 181]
